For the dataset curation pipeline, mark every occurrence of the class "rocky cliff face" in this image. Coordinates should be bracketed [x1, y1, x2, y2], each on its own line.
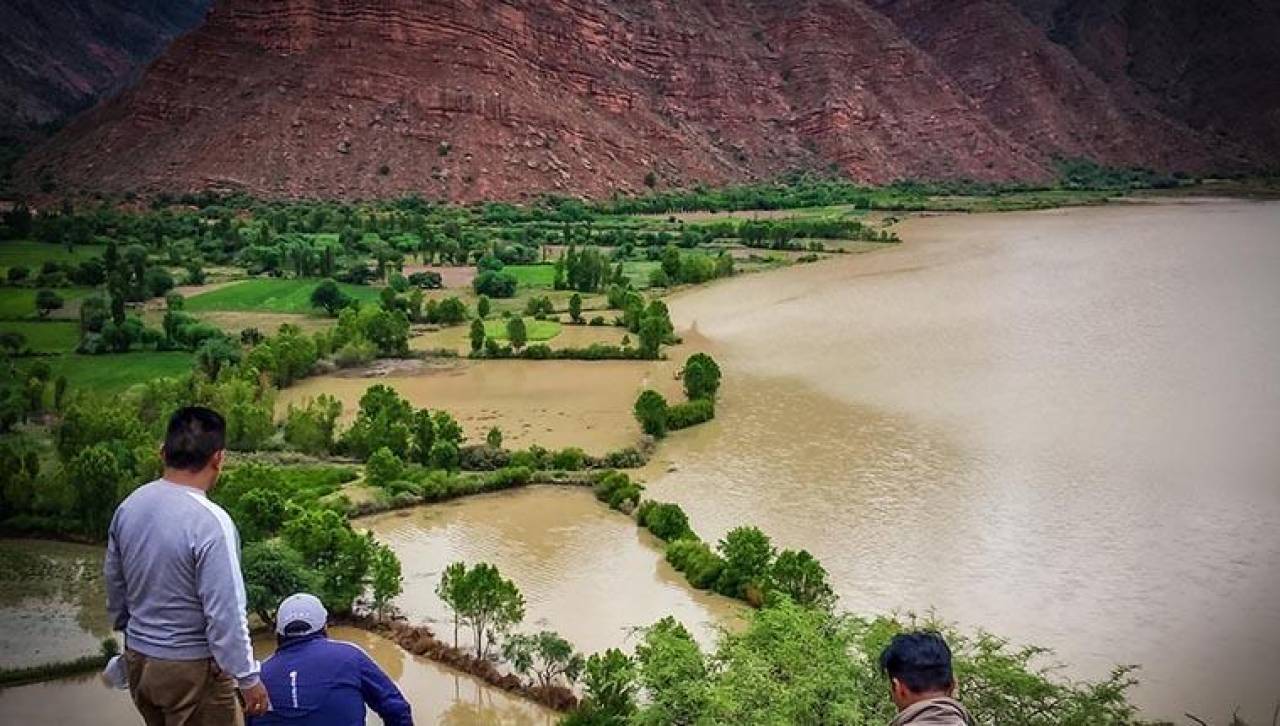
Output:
[13, 0, 1276, 201]
[0, 0, 211, 137]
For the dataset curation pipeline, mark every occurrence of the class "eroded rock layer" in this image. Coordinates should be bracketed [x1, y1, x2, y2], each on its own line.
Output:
[15, 0, 1275, 200]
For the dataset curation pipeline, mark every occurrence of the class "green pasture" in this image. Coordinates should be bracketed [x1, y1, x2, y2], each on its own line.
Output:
[0, 321, 79, 353]
[184, 278, 381, 314]
[38, 352, 195, 392]
[484, 317, 561, 342]
[0, 287, 92, 320]
[0, 241, 106, 274]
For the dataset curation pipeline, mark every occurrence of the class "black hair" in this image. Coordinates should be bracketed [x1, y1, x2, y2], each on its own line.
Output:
[879, 631, 955, 694]
[162, 406, 226, 471]
[282, 620, 314, 635]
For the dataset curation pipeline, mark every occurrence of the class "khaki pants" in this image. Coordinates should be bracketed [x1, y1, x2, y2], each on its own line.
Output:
[124, 650, 243, 726]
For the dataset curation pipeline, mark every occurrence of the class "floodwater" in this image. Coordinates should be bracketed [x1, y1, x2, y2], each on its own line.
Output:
[641, 200, 1280, 722]
[0, 626, 552, 725]
[362, 486, 740, 655]
[0, 540, 112, 669]
[278, 357, 685, 454]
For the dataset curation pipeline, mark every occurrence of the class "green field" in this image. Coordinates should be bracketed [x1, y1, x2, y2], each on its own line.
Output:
[504, 264, 557, 288]
[0, 321, 79, 353]
[184, 278, 382, 314]
[38, 352, 195, 391]
[0, 241, 106, 274]
[484, 317, 561, 342]
[0, 287, 92, 320]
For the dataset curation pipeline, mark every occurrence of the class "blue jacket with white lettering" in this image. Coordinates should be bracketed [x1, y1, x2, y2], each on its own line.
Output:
[248, 632, 413, 726]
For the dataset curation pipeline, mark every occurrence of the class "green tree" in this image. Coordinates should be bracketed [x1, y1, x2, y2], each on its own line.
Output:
[282, 395, 342, 456]
[436, 561, 467, 648]
[769, 549, 835, 609]
[79, 294, 109, 334]
[477, 295, 491, 319]
[469, 318, 485, 353]
[429, 440, 459, 471]
[340, 384, 413, 459]
[196, 337, 241, 380]
[506, 317, 528, 351]
[638, 501, 691, 541]
[144, 267, 175, 298]
[311, 279, 352, 316]
[716, 526, 775, 602]
[242, 541, 318, 626]
[569, 649, 638, 725]
[633, 390, 668, 438]
[370, 541, 403, 620]
[35, 289, 63, 318]
[67, 444, 125, 538]
[281, 509, 372, 614]
[237, 487, 290, 542]
[681, 353, 721, 401]
[456, 563, 525, 659]
[633, 617, 709, 724]
[568, 292, 583, 323]
[365, 446, 403, 487]
[502, 631, 585, 691]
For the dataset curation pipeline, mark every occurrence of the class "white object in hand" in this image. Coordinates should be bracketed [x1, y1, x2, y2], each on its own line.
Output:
[101, 655, 129, 690]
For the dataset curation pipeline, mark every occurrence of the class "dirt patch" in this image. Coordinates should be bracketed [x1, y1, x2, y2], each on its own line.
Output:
[400, 264, 476, 289]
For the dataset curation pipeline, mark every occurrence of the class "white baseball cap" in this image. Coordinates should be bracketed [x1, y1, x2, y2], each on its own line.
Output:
[275, 593, 328, 636]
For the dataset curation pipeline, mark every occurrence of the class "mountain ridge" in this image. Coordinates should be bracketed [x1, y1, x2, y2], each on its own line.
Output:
[12, 0, 1275, 201]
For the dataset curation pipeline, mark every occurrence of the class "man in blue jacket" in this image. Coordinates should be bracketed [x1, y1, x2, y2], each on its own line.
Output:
[250, 593, 413, 726]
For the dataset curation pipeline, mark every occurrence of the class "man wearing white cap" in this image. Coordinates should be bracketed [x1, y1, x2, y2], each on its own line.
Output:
[249, 593, 413, 726]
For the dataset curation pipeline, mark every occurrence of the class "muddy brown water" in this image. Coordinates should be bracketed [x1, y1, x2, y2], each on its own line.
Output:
[0, 626, 552, 725]
[278, 356, 686, 454]
[638, 200, 1280, 722]
[362, 486, 741, 655]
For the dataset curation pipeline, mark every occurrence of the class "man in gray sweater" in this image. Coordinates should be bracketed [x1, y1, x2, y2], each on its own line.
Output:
[105, 406, 271, 724]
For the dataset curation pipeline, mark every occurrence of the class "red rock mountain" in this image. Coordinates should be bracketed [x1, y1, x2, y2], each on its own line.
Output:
[13, 0, 1277, 201]
[0, 0, 211, 137]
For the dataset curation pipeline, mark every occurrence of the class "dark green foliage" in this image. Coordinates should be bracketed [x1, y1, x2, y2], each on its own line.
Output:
[281, 508, 373, 614]
[340, 384, 413, 459]
[473, 270, 518, 298]
[564, 648, 638, 725]
[664, 538, 725, 590]
[310, 279, 353, 316]
[592, 471, 644, 512]
[666, 399, 715, 431]
[681, 353, 721, 400]
[506, 316, 528, 350]
[716, 526, 775, 602]
[242, 541, 318, 625]
[568, 293, 583, 323]
[365, 446, 404, 487]
[637, 500, 693, 542]
[35, 289, 63, 318]
[633, 390, 668, 437]
[769, 548, 834, 609]
[283, 395, 342, 455]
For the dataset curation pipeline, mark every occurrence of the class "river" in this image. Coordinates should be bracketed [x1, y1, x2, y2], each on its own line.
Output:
[639, 199, 1280, 721]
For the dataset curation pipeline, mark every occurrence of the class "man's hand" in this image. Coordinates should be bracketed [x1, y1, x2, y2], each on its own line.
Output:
[240, 682, 270, 718]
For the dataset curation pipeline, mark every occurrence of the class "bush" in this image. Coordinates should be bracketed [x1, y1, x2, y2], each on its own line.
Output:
[593, 472, 644, 512]
[473, 270, 518, 298]
[600, 447, 647, 469]
[334, 337, 376, 368]
[457, 444, 512, 471]
[637, 501, 693, 542]
[551, 447, 587, 471]
[665, 538, 725, 590]
[666, 399, 715, 431]
[681, 353, 722, 400]
[633, 390, 668, 437]
[365, 447, 404, 487]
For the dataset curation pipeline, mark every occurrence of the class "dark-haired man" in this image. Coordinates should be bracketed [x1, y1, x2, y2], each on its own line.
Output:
[105, 406, 271, 724]
[880, 631, 975, 726]
[250, 593, 413, 726]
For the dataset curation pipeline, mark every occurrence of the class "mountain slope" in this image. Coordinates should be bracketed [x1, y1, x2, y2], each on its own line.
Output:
[13, 0, 1274, 201]
[0, 0, 211, 137]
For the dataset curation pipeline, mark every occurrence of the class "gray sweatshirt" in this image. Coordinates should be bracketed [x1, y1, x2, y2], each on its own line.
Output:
[105, 479, 260, 688]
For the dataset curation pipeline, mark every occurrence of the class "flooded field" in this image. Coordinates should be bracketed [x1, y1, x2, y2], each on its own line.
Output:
[409, 322, 627, 355]
[362, 486, 740, 654]
[645, 200, 1280, 721]
[278, 356, 685, 454]
[0, 540, 111, 669]
[0, 627, 552, 726]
